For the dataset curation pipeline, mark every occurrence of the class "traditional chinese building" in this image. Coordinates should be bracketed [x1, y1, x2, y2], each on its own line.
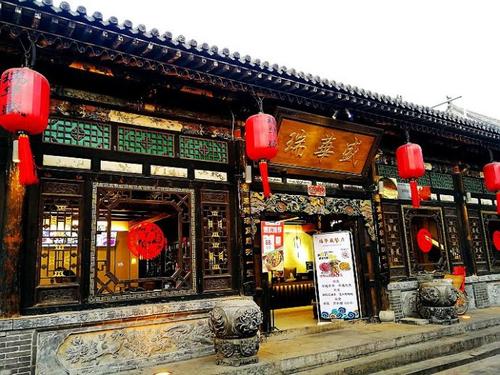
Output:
[0, 1, 499, 373]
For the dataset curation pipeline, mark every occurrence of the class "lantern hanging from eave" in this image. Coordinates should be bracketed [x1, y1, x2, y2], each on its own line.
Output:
[127, 222, 166, 260]
[245, 113, 278, 198]
[0, 67, 50, 185]
[396, 142, 425, 208]
[483, 161, 500, 214]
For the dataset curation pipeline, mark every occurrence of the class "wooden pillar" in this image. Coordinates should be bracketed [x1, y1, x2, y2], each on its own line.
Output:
[0, 163, 25, 317]
[453, 167, 476, 275]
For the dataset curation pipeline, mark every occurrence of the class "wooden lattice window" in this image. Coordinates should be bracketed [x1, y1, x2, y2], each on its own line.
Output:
[201, 190, 232, 291]
[89, 183, 196, 302]
[117, 126, 175, 157]
[36, 181, 83, 305]
[43, 118, 112, 150]
[179, 136, 228, 163]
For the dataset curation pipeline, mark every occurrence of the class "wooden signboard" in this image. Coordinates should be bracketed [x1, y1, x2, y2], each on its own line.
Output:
[272, 109, 381, 178]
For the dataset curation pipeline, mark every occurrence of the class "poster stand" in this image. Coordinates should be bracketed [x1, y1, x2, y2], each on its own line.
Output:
[312, 230, 362, 322]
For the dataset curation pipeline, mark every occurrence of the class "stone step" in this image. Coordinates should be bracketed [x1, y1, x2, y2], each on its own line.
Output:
[296, 325, 500, 375]
[372, 341, 500, 375]
[126, 309, 500, 375]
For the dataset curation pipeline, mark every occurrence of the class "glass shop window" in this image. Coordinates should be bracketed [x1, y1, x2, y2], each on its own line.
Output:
[93, 186, 194, 298]
[36, 181, 84, 306]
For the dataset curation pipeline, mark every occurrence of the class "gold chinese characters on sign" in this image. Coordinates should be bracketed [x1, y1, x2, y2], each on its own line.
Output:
[272, 118, 377, 176]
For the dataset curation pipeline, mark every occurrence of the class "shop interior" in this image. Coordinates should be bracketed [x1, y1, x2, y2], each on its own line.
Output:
[267, 214, 356, 330]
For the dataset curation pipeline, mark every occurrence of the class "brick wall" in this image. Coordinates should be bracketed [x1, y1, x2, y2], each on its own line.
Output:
[388, 289, 404, 321]
[0, 330, 35, 375]
[473, 282, 490, 308]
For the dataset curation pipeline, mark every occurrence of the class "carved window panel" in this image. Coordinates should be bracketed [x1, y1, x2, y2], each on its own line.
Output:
[463, 177, 486, 194]
[481, 211, 500, 272]
[468, 209, 489, 273]
[117, 126, 175, 157]
[430, 172, 454, 191]
[443, 207, 463, 265]
[43, 118, 112, 150]
[201, 190, 232, 291]
[179, 136, 229, 164]
[381, 203, 407, 279]
[402, 206, 450, 276]
[36, 181, 83, 305]
[89, 183, 196, 302]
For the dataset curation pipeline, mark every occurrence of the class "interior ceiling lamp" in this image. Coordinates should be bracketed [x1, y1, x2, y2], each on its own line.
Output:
[396, 130, 425, 208]
[483, 151, 500, 214]
[245, 98, 278, 198]
[0, 67, 50, 185]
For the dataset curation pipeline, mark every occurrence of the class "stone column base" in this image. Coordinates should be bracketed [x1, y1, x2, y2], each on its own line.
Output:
[214, 336, 260, 366]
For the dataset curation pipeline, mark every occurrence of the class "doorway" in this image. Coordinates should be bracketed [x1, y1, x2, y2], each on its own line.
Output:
[263, 213, 362, 331]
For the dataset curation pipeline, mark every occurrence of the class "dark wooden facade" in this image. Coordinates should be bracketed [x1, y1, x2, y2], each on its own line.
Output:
[0, 0, 499, 321]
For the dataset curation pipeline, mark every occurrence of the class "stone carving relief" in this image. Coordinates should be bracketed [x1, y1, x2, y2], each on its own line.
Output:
[401, 291, 418, 318]
[55, 320, 213, 372]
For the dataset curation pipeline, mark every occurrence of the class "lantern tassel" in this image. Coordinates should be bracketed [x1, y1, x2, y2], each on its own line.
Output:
[17, 134, 39, 185]
[497, 192, 500, 215]
[259, 161, 272, 198]
[410, 179, 420, 208]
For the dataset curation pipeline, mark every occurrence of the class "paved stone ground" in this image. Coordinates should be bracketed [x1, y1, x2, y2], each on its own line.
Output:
[436, 354, 500, 374]
[122, 307, 500, 375]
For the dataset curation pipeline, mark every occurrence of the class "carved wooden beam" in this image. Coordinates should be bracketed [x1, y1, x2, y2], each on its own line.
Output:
[50, 98, 235, 140]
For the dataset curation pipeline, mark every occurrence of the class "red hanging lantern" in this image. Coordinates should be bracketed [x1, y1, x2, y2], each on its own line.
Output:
[396, 142, 425, 208]
[127, 222, 166, 260]
[416, 228, 433, 253]
[245, 113, 278, 198]
[483, 162, 500, 214]
[0, 67, 50, 185]
[493, 230, 500, 251]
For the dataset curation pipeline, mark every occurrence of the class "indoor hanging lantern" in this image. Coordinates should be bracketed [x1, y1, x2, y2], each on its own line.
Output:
[245, 112, 278, 198]
[0, 67, 50, 185]
[396, 142, 425, 208]
[127, 222, 166, 260]
[483, 161, 500, 214]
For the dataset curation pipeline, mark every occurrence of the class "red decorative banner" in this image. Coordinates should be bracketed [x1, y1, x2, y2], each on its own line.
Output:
[261, 221, 284, 272]
[307, 184, 326, 197]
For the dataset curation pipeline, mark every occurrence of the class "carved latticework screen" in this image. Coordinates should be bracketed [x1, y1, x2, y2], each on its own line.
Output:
[381, 203, 407, 279]
[36, 181, 83, 305]
[89, 183, 196, 302]
[469, 209, 489, 274]
[201, 190, 232, 291]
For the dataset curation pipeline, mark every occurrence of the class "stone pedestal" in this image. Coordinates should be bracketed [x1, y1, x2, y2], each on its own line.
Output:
[417, 279, 458, 325]
[208, 299, 263, 366]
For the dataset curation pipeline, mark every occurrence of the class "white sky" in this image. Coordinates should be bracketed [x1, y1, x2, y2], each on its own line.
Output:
[58, 0, 500, 120]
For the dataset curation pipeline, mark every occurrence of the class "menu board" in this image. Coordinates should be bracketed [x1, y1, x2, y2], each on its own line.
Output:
[261, 221, 285, 272]
[313, 231, 360, 320]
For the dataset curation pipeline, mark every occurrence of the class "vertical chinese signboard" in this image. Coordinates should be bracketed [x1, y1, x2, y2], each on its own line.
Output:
[261, 221, 285, 272]
[313, 231, 360, 320]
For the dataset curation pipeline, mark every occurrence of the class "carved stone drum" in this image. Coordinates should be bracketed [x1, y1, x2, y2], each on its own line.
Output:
[208, 299, 263, 366]
[416, 279, 458, 325]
